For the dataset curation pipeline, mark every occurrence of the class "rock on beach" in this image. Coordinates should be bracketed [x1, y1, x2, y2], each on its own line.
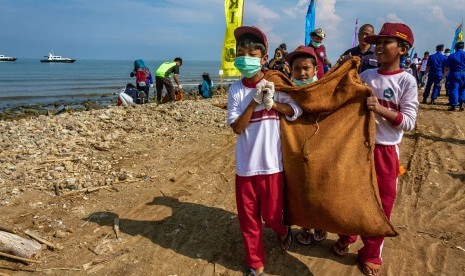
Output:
[0, 94, 228, 203]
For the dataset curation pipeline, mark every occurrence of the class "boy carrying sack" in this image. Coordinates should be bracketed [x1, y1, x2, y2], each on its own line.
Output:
[227, 26, 303, 276]
[333, 23, 419, 276]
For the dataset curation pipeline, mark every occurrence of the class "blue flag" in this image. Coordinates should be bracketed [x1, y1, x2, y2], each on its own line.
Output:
[305, 0, 316, 46]
[451, 23, 463, 53]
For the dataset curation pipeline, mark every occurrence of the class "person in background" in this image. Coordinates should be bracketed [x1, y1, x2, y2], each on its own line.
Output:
[418, 51, 429, 88]
[339, 23, 378, 73]
[155, 57, 183, 105]
[444, 48, 452, 97]
[130, 59, 153, 102]
[333, 22, 418, 276]
[444, 41, 465, 111]
[198, 72, 214, 98]
[279, 43, 288, 57]
[285, 45, 328, 246]
[227, 26, 302, 276]
[422, 44, 447, 104]
[308, 28, 331, 79]
[267, 47, 290, 76]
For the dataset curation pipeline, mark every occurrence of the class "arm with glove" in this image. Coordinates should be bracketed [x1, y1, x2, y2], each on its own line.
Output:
[259, 80, 297, 117]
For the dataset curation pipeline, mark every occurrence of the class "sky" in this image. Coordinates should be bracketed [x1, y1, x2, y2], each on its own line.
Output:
[1, 0, 464, 63]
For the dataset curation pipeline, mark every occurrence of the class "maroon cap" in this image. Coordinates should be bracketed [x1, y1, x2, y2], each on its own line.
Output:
[234, 26, 268, 51]
[285, 45, 317, 65]
[364, 22, 414, 46]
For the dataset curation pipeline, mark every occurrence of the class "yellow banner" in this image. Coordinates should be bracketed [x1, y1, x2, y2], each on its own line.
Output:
[221, 0, 244, 77]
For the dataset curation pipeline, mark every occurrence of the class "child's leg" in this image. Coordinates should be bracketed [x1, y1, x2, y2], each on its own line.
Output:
[235, 175, 265, 270]
[255, 172, 288, 237]
[358, 145, 399, 266]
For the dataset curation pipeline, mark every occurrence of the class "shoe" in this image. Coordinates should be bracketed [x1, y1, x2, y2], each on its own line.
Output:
[430, 100, 435, 105]
[460, 106, 464, 111]
[447, 106, 456, 111]
[421, 98, 427, 104]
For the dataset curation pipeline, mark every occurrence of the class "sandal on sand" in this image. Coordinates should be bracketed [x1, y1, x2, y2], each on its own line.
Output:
[332, 239, 350, 256]
[360, 262, 381, 276]
[278, 226, 293, 251]
[244, 267, 265, 276]
[313, 229, 328, 242]
[296, 228, 312, 246]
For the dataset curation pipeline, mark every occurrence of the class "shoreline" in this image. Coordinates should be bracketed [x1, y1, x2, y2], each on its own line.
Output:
[0, 87, 224, 121]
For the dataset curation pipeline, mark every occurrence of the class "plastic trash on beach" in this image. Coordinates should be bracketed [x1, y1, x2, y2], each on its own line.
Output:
[117, 92, 135, 107]
[55, 105, 67, 115]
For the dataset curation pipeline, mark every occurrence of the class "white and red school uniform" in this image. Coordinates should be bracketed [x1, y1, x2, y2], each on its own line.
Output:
[227, 77, 302, 269]
[338, 68, 419, 265]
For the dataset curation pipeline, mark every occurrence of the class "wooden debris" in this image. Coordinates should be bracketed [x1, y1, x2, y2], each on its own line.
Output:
[24, 230, 63, 251]
[0, 230, 42, 259]
[0, 223, 19, 234]
[82, 249, 129, 271]
[0, 251, 40, 264]
[113, 217, 121, 240]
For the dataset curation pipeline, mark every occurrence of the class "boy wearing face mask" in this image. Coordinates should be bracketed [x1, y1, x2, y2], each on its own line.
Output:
[284, 45, 328, 246]
[227, 26, 303, 276]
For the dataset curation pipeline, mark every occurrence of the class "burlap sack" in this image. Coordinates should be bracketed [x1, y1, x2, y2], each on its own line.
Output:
[264, 57, 398, 237]
[162, 88, 184, 103]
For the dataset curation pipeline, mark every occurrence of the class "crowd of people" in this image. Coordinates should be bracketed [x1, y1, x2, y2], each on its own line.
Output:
[228, 22, 422, 276]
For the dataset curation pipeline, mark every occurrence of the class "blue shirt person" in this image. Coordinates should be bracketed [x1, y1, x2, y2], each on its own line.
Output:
[422, 44, 448, 104]
[444, 41, 465, 111]
[198, 72, 214, 98]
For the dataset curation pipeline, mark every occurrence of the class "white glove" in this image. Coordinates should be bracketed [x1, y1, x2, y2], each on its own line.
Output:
[178, 84, 183, 89]
[253, 89, 264, 104]
[262, 81, 275, 111]
[150, 84, 154, 88]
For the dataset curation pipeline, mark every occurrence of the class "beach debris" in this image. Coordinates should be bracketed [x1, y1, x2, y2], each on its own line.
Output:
[55, 105, 67, 115]
[24, 229, 63, 251]
[0, 223, 19, 234]
[113, 217, 121, 240]
[0, 230, 42, 259]
[455, 246, 465, 252]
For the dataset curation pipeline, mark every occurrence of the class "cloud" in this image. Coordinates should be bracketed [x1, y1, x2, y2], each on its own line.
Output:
[283, 0, 308, 18]
[428, 5, 447, 22]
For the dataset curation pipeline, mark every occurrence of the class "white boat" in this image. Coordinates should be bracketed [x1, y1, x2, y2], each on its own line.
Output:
[40, 52, 75, 63]
[0, 54, 17, 61]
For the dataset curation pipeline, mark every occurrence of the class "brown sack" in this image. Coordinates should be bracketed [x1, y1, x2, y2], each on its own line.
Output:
[162, 88, 184, 103]
[264, 57, 398, 237]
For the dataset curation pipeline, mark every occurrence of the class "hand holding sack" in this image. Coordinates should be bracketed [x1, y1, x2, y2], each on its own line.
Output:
[262, 81, 275, 110]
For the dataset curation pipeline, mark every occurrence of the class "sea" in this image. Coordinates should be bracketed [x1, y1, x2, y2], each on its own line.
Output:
[0, 59, 236, 110]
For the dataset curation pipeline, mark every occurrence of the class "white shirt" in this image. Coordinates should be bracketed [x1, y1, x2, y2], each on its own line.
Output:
[227, 79, 303, 176]
[360, 69, 419, 145]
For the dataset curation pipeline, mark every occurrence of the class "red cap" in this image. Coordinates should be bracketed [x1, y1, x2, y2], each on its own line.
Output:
[234, 26, 268, 51]
[364, 22, 414, 47]
[285, 45, 317, 65]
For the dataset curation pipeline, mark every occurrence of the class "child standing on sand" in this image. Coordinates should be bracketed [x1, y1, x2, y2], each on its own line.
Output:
[333, 23, 419, 276]
[284, 45, 328, 245]
[227, 26, 303, 276]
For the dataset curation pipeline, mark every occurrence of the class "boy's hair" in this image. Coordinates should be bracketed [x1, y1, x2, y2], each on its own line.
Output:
[359, 24, 374, 33]
[174, 57, 183, 65]
[397, 39, 411, 52]
[236, 33, 267, 56]
[234, 26, 268, 57]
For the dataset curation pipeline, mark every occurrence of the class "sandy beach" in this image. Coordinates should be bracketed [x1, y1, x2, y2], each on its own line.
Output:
[0, 89, 464, 276]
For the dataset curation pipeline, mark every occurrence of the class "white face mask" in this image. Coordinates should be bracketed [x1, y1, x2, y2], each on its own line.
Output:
[445, 53, 450, 56]
[292, 75, 318, 86]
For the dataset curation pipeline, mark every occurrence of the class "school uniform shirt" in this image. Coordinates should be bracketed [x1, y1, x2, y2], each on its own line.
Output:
[342, 45, 378, 73]
[419, 58, 428, 72]
[227, 78, 303, 177]
[360, 69, 419, 145]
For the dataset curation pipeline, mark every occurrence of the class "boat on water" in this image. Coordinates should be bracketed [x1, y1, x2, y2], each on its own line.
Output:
[0, 55, 17, 61]
[40, 53, 76, 63]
